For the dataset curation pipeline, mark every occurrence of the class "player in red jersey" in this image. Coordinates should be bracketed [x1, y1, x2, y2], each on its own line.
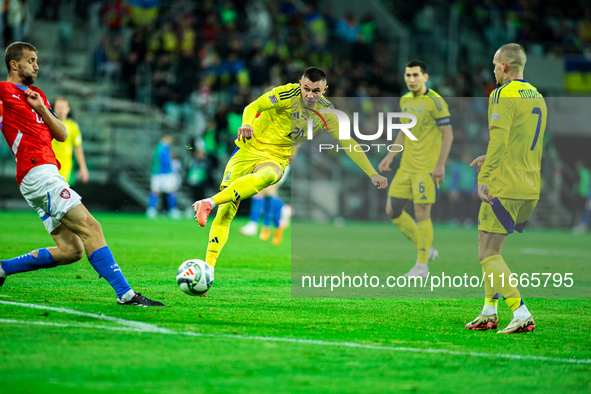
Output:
[0, 42, 164, 307]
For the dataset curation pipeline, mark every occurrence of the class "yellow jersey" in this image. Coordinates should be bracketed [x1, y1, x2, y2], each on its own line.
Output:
[238, 82, 377, 177]
[478, 79, 547, 200]
[52, 119, 82, 179]
[398, 88, 450, 173]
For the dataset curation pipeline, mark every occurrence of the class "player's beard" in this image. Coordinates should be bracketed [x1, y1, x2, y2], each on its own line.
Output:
[18, 67, 37, 86]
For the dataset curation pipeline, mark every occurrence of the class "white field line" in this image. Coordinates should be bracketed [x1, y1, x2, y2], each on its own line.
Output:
[0, 300, 173, 333]
[1, 301, 590, 365]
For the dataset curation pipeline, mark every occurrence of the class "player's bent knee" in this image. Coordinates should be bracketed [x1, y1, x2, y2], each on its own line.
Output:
[256, 166, 280, 187]
[385, 204, 395, 218]
[81, 215, 103, 239]
[60, 242, 85, 265]
[388, 198, 406, 219]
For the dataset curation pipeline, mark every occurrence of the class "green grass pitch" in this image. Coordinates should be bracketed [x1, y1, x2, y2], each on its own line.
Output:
[0, 210, 589, 393]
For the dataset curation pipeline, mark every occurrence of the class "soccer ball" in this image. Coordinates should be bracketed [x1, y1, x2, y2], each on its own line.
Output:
[176, 259, 214, 296]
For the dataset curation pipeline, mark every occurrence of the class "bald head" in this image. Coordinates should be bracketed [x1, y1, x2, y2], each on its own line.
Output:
[496, 44, 527, 73]
[492, 43, 526, 85]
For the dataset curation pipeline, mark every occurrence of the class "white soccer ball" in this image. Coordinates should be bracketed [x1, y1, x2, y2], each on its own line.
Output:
[176, 259, 214, 296]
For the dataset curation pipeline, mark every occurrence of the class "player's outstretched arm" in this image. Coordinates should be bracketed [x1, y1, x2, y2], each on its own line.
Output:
[25, 89, 67, 142]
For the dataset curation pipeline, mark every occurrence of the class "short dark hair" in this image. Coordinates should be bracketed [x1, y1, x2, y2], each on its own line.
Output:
[5, 41, 37, 73]
[302, 67, 327, 83]
[405, 60, 427, 74]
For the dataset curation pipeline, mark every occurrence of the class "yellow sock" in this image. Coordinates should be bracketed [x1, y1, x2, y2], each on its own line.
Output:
[205, 203, 238, 267]
[212, 166, 279, 206]
[416, 219, 433, 264]
[480, 254, 522, 311]
[391, 211, 418, 248]
[484, 296, 499, 307]
[482, 264, 499, 307]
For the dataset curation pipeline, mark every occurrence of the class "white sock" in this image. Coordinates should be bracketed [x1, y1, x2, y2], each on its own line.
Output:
[205, 198, 216, 209]
[0, 264, 6, 277]
[513, 304, 531, 320]
[482, 305, 497, 315]
[119, 289, 136, 301]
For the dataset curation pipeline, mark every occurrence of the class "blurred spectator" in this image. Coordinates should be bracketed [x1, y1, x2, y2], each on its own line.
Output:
[7, 0, 31, 42]
[438, 76, 457, 97]
[122, 51, 140, 99]
[178, 14, 197, 53]
[336, 12, 359, 43]
[129, 26, 148, 61]
[573, 159, 591, 226]
[160, 21, 179, 57]
[102, 0, 129, 32]
[135, 51, 156, 104]
[449, 151, 478, 227]
[220, 1, 237, 26]
[147, 134, 181, 219]
[186, 143, 212, 202]
[153, 52, 176, 107]
[573, 184, 591, 235]
[103, 35, 124, 86]
[247, 1, 272, 41]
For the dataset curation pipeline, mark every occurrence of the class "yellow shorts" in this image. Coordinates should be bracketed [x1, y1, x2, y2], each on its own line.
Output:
[220, 147, 289, 190]
[478, 198, 538, 234]
[388, 170, 437, 204]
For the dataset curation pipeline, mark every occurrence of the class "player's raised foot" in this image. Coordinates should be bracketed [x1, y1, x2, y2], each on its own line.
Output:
[428, 246, 439, 263]
[240, 221, 258, 236]
[117, 292, 165, 307]
[497, 315, 535, 334]
[193, 199, 213, 227]
[259, 226, 271, 241]
[465, 313, 498, 330]
[403, 262, 429, 277]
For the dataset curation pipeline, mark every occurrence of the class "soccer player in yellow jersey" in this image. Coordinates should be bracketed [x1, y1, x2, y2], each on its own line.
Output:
[51, 97, 89, 184]
[193, 67, 388, 290]
[378, 61, 453, 278]
[466, 44, 546, 334]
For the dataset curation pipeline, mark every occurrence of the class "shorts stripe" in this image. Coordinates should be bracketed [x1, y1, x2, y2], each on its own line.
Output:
[434, 177, 439, 202]
[47, 192, 51, 216]
[490, 197, 515, 233]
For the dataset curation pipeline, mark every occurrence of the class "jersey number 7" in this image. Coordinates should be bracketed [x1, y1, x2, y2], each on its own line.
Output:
[530, 107, 542, 151]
